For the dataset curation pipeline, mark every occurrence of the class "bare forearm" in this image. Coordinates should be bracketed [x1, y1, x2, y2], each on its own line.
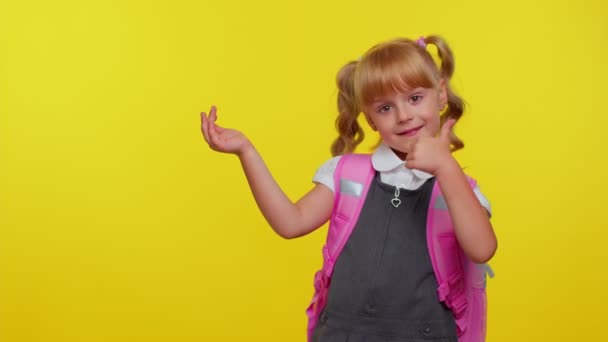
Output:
[201, 107, 329, 238]
[236, 145, 305, 237]
[435, 158, 497, 263]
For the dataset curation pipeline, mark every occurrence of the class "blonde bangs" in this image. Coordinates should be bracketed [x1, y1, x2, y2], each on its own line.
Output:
[355, 41, 438, 107]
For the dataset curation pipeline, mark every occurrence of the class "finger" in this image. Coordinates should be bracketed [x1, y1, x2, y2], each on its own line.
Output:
[208, 115, 224, 146]
[440, 119, 456, 142]
[404, 157, 417, 170]
[209, 122, 224, 148]
[405, 137, 418, 153]
[201, 112, 211, 142]
[209, 114, 224, 135]
[207, 105, 222, 136]
[211, 119, 225, 133]
[208, 106, 225, 133]
[209, 105, 217, 123]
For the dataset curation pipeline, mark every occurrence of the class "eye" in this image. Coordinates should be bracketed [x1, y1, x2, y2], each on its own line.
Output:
[410, 95, 423, 103]
[377, 104, 391, 113]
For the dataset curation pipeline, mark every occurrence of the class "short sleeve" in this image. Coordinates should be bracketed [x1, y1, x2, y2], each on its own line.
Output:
[312, 156, 342, 193]
[473, 185, 492, 218]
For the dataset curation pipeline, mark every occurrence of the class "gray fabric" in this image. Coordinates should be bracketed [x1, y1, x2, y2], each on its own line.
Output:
[312, 174, 457, 342]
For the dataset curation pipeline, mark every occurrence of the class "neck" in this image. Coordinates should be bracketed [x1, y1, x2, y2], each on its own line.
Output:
[392, 148, 407, 161]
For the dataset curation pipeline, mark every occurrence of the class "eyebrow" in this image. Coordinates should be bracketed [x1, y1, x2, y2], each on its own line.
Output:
[369, 99, 392, 107]
[370, 88, 426, 103]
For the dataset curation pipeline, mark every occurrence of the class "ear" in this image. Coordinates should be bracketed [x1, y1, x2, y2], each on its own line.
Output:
[438, 79, 448, 109]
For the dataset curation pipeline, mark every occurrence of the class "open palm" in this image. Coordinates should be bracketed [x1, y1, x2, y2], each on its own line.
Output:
[200, 106, 251, 155]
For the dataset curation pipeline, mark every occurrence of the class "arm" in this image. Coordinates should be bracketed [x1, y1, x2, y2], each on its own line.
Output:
[201, 106, 334, 239]
[237, 145, 334, 238]
[406, 119, 497, 263]
[435, 158, 497, 263]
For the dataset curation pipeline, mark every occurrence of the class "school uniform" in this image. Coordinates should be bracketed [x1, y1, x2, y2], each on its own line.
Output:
[311, 144, 491, 342]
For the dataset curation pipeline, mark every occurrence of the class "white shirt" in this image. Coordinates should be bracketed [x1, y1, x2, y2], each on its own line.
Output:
[313, 143, 492, 215]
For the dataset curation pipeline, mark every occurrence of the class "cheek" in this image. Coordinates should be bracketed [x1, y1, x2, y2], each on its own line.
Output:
[426, 114, 441, 135]
[376, 121, 393, 138]
[370, 116, 389, 133]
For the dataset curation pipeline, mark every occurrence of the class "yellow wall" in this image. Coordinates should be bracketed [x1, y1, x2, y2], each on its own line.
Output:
[1, 0, 607, 341]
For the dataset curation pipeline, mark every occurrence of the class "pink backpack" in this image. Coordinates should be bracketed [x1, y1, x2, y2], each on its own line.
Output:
[306, 154, 493, 342]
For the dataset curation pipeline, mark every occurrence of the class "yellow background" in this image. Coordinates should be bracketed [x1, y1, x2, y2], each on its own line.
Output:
[1, 0, 607, 341]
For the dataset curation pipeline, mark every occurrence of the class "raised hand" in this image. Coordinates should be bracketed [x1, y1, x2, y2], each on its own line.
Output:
[200, 106, 334, 239]
[200, 106, 252, 156]
[405, 119, 456, 175]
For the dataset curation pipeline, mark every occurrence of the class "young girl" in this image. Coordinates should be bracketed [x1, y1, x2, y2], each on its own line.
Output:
[200, 35, 497, 342]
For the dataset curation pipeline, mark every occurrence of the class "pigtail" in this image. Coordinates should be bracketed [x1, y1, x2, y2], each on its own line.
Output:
[330, 61, 364, 156]
[425, 35, 465, 151]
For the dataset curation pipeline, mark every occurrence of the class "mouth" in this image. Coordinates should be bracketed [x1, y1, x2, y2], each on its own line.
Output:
[397, 125, 423, 137]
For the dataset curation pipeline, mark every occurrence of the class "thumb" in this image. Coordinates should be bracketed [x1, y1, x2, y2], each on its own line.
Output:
[404, 159, 419, 171]
[404, 151, 416, 169]
[440, 119, 456, 142]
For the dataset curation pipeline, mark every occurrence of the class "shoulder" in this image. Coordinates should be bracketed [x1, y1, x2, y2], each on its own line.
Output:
[313, 154, 374, 193]
[312, 156, 342, 193]
[462, 174, 492, 217]
[473, 184, 492, 217]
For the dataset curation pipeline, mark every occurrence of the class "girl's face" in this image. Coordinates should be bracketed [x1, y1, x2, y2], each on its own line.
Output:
[363, 83, 447, 159]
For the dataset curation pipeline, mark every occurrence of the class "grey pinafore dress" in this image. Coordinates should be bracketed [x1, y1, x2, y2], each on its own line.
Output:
[312, 173, 458, 342]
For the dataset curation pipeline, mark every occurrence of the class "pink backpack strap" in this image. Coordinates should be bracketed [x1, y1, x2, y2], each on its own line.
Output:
[427, 176, 490, 341]
[306, 154, 374, 341]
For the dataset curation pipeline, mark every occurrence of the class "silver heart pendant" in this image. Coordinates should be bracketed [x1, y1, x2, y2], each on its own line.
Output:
[391, 198, 401, 208]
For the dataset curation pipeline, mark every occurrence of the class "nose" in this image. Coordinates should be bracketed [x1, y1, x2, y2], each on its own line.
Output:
[395, 106, 411, 123]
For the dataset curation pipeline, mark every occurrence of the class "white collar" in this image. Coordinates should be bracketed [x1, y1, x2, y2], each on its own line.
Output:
[371, 143, 434, 180]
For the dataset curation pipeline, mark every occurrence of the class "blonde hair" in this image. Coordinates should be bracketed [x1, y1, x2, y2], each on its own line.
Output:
[330, 35, 465, 156]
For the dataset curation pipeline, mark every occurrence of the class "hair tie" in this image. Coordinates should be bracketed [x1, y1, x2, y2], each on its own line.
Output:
[416, 36, 427, 48]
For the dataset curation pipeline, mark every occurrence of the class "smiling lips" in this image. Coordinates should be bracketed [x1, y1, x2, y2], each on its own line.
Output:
[398, 125, 423, 136]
